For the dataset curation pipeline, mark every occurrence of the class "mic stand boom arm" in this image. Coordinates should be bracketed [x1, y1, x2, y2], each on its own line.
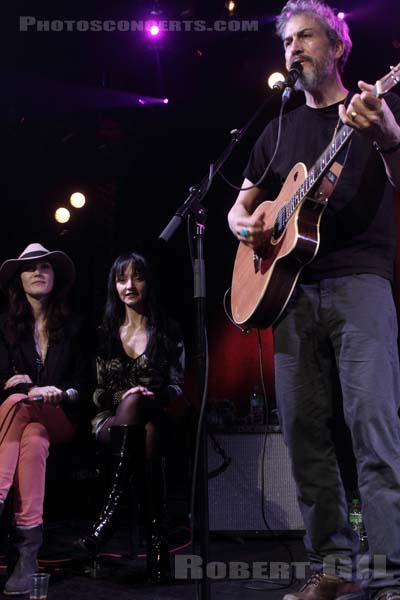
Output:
[159, 92, 281, 242]
[158, 89, 283, 600]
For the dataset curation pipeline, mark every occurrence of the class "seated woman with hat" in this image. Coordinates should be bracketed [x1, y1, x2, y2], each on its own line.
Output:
[0, 242, 89, 595]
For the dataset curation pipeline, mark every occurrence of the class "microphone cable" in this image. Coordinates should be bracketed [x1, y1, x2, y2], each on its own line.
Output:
[242, 329, 298, 592]
[217, 93, 287, 192]
[0, 390, 77, 447]
[222, 287, 252, 334]
[0, 398, 27, 447]
[207, 431, 232, 480]
[219, 305, 299, 591]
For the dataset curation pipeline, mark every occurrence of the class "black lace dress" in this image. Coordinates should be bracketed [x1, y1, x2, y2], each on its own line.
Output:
[91, 323, 184, 436]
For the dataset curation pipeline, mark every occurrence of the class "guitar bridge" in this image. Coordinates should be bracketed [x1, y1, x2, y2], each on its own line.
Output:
[253, 253, 261, 274]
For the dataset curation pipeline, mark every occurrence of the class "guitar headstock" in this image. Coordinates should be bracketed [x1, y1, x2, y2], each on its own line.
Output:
[376, 63, 400, 97]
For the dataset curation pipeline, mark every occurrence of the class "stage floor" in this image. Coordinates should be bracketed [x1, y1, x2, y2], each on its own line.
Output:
[0, 520, 306, 599]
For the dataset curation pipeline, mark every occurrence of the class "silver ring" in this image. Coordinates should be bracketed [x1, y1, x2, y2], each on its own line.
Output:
[239, 228, 250, 238]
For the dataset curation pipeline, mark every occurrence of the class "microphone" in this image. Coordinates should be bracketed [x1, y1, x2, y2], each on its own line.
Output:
[273, 61, 303, 102]
[24, 388, 79, 405]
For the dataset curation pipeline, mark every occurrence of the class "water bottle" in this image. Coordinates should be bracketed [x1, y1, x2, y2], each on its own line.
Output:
[249, 386, 265, 425]
[349, 498, 368, 553]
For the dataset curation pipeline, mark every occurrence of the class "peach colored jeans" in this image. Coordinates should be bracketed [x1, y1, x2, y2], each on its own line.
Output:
[0, 394, 75, 526]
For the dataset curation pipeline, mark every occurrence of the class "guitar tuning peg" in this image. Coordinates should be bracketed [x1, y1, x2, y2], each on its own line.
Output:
[390, 65, 400, 84]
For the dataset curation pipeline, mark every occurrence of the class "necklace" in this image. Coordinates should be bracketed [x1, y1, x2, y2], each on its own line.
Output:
[34, 324, 48, 362]
[329, 93, 350, 141]
[328, 93, 354, 165]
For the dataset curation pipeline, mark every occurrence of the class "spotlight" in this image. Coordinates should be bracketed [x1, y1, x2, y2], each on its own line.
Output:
[70, 192, 86, 208]
[226, 0, 236, 13]
[337, 11, 345, 19]
[149, 23, 160, 36]
[55, 207, 71, 224]
[268, 72, 285, 90]
[145, 0, 164, 39]
[163, 98, 169, 104]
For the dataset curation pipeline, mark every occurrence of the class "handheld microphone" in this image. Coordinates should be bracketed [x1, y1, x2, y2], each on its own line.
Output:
[24, 388, 79, 405]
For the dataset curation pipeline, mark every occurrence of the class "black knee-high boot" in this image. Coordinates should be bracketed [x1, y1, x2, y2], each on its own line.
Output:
[78, 424, 145, 556]
[146, 458, 170, 583]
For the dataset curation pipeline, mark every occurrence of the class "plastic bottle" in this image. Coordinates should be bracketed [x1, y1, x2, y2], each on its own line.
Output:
[249, 386, 265, 425]
[349, 498, 368, 553]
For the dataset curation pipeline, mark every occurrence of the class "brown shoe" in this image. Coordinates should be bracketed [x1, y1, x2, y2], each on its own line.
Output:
[283, 572, 357, 600]
[373, 592, 400, 600]
[337, 580, 363, 598]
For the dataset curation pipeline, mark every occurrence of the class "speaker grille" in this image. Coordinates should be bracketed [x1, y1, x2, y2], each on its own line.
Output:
[208, 432, 304, 532]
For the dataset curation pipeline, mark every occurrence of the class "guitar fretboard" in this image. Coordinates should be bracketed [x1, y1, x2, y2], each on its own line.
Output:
[275, 122, 354, 236]
[288, 123, 352, 217]
[272, 60, 400, 238]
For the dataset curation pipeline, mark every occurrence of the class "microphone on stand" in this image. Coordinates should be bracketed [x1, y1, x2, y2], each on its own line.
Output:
[24, 388, 79, 405]
[273, 61, 303, 102]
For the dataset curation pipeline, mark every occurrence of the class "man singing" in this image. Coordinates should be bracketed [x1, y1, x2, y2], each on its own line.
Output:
[228, 1, 400, 600]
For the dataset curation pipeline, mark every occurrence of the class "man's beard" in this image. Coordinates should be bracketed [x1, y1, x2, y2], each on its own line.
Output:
[295, 50, 336, 92]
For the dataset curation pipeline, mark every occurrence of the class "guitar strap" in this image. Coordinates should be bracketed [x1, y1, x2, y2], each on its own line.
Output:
[312, 92, 355, 204]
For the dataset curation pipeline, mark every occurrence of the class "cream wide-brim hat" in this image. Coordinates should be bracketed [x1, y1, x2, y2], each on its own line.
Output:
[0, 243, 76, 292]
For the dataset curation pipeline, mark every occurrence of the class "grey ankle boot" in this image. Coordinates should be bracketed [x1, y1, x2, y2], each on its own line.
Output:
[3, 524, 43, 595]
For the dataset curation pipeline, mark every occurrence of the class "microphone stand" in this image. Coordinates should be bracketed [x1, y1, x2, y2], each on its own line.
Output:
[159, 89, 287, 600]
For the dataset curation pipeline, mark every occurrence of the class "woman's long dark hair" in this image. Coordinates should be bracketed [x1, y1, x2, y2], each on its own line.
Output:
[102, 253, 167, 361]
[5, 266, 70, 346]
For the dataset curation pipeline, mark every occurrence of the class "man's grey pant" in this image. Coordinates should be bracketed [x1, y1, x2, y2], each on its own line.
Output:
[273, 274, 400, 592]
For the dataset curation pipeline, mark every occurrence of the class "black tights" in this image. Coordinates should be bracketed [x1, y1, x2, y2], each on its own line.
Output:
[97, 392, 166, 464]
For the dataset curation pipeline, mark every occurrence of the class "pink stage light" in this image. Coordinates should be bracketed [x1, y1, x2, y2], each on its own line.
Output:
[337, 11, 345, 19]
[136, 97, 169, 106]
[149, 24, 160, 36]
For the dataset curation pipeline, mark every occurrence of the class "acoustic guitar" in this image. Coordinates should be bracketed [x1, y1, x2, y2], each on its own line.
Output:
[231, 63, 400, 329]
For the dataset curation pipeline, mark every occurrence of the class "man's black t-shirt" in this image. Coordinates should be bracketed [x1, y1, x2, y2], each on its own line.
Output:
[243, 92, 400, 281]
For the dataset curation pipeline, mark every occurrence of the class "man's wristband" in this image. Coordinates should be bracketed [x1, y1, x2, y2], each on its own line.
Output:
[373, 140, 400, 155]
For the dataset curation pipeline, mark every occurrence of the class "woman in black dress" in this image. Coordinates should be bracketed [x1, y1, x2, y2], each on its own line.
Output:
[79, 251, 184, 582]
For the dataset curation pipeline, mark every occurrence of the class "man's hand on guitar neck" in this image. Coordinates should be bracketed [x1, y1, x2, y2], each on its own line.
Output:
[339, 81, 400, 145]
[338, 80, 400, 190]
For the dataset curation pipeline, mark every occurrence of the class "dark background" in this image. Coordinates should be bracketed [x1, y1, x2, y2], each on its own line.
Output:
[1, 0, 400, 411]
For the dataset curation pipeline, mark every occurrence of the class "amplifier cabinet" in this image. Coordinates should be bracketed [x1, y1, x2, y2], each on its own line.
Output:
[208, 431, 304, 533]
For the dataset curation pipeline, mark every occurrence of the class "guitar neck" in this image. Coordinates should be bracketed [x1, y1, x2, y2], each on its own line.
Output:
[300, 77, 388, 202]
[274, 63, 400, 235]
[279, 121, 353, 231]
[285, 79, 383, 217]
[304, 122, 353, 196]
